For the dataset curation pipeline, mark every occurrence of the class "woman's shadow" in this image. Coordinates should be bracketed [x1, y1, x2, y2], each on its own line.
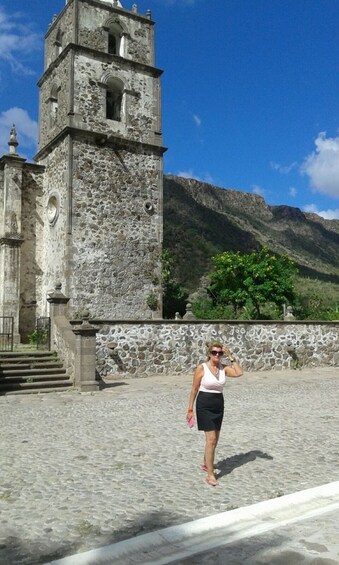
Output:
[215, 450, 273, 478]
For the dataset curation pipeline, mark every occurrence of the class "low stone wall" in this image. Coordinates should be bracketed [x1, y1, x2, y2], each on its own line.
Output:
[91, 320, 339, 378]
[51, 315, 76, 380]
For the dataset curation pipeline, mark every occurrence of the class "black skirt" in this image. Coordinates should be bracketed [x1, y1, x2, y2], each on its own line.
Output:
[196, 391, 224, 431]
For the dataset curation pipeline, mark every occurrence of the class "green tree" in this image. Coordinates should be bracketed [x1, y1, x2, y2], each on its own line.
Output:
[208, 247, 298, 318]
[162, 249, 188, 319]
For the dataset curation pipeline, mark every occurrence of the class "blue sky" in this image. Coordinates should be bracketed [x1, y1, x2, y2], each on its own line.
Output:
[1, 0, 339, 219]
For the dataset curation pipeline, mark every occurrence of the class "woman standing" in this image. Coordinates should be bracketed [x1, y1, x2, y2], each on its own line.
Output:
[186, 342, 243, 486]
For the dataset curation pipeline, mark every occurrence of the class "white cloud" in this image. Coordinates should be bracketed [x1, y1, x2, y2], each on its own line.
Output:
[251, 184, 265, 197]
[0, 107, 38, 155]
[202, 172, 215, 185]
[270, 161, 298, 174]
[0, 7, 41, 74]
[289, 186, 297, 197]
[193, 114, 201, 127]
[303, 203, 339, 220]
[301, 132, 339, 198]
[177, 169, 195, 179]
[177, 169, 214, 184]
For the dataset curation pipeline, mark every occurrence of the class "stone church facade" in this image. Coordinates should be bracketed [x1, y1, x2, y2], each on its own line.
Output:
[0, 0, 165, 343]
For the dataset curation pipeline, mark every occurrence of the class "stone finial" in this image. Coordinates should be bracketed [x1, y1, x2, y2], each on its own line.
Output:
[146, 8, 151, 19]
[284, 306, 295, 320]
[183, 303, 196, 320]
[132, 3, 137, 12]
[8, 124, 18, 154]
[47, 282, 70, 306]
[81, 309, 90, 323]
[174, 312, 182, 320]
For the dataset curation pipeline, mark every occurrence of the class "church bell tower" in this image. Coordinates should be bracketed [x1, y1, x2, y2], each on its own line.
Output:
[35, 0, 165, 319]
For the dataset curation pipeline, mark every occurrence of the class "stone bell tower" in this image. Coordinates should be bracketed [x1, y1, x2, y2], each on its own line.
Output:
[35, 0, 165, 319]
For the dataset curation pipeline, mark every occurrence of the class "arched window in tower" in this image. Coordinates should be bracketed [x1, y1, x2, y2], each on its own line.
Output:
[106, 78, 124, 121]
[54, 29, 63, 58]
[49, 85, 59, 127]
[108, 32, 119, 55]
[105, 20, 125, 56]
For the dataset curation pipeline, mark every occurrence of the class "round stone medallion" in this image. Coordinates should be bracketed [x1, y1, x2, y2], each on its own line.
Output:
[47, 193, 60, 226]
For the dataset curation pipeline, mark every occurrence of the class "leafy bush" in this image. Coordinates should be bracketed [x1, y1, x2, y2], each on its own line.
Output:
[27, 328, 48, 345]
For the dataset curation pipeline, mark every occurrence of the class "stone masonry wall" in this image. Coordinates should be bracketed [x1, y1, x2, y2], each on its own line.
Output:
[70, 138, 162, 319]
[78, 1, 153, 65]
[44, 1, 75, 70]
[38, 53, 72, 152]
[38, 138, 71, 318]
[73, 52, 160, 145]
[93, 320, 339, 378]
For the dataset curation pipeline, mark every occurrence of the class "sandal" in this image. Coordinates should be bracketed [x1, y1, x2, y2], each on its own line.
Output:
[205, 477, 219, 487]
[200, 464, 208, 472]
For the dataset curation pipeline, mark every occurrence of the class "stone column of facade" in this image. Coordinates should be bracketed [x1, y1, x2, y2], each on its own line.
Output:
[0, 127, 26, 343]
[72, 312, 99, 392]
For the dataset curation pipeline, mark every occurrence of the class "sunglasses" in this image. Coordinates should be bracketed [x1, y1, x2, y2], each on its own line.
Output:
[210, 351, 223, 356]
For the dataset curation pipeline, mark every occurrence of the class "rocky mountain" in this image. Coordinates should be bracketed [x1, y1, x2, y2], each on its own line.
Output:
[163, 175, 339, 293]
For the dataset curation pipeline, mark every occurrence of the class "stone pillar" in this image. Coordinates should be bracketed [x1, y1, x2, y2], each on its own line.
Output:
[0, 236, 24, 343]
[47, 283, 70, 347]
[72, 312, 99, 392]
[0, 128, 26, 343]
[47, 283, 70, 317]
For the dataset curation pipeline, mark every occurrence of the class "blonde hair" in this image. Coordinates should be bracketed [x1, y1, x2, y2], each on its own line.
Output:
[205, 341, 223, 358]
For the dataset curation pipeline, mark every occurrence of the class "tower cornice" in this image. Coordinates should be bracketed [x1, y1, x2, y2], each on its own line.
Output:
[34, 126, 167, 162]
[45, 0, 154, 41]
[37, 43, 163, 88]
[0, 154, 26, 169]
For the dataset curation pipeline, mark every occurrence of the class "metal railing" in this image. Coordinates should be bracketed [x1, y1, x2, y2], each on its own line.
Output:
[0, 317, 14, 352]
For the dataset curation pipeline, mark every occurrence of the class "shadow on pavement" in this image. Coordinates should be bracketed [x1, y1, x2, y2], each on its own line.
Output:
[2, 501, 316, 565]
[98, 379, 129, 390]
[0, 510, 182, 565]
[0, 535, 79, 565]
[216, 450, 274, 478]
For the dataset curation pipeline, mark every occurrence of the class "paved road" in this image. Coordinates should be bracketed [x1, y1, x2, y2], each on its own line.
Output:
[0, 367, 338, 564]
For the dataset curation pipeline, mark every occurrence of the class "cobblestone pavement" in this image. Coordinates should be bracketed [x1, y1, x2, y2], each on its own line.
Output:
[0, 367, 338, 564]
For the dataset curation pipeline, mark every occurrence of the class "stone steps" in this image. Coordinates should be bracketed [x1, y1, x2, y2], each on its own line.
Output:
[1, 367, 67, 376]
[0, 351, 73, 395]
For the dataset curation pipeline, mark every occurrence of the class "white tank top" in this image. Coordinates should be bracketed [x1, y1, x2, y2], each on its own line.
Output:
[199, 362, 226, 393]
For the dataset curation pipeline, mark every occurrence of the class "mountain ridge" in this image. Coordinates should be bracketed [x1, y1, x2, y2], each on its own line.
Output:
[163, 175, 339, 293]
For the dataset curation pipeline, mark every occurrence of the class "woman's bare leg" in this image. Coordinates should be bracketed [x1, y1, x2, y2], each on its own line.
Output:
[204, 430, 218, 482]
[202, 430, 220, 468]
[215, 430, 220, 447]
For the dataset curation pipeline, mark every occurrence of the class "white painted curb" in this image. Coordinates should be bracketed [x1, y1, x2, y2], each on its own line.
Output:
[46, 481, 339, 565]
